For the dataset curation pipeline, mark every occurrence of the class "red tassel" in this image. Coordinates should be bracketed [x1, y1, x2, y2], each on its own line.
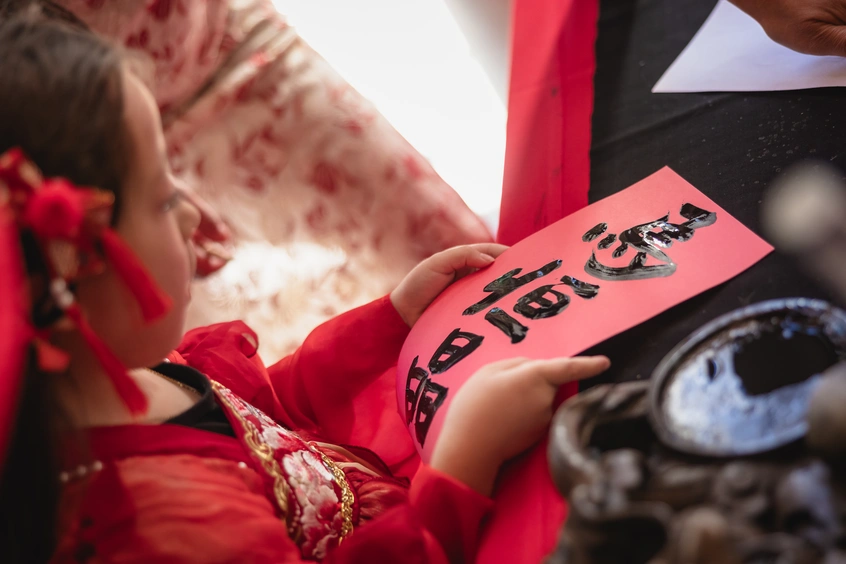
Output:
[65, 304, 148, 416]
[34, 338, 70, 373]
[99, 228, 172, 322]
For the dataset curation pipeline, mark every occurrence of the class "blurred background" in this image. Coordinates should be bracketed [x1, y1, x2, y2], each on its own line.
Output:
[273, 0, 511, 233]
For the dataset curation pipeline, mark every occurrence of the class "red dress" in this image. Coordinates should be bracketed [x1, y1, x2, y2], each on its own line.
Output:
[53, 296, 492, 563]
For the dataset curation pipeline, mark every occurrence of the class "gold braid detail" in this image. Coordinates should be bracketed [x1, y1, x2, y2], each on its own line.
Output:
[210, 381, 354, 544]
[210, 382, 292, 525]
[317, 452, 355, 543]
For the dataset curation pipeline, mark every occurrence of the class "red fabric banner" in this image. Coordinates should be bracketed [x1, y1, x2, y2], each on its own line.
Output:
[497, 0, 599, 247]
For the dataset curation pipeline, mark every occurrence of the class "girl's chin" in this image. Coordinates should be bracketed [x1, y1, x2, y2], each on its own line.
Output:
[155, 312, 191, 359]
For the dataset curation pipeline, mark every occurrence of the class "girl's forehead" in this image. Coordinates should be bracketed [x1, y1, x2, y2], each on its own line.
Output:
[121, 70, 167, 187]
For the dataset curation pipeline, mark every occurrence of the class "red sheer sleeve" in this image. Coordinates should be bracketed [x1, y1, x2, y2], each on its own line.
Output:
[55, 458, 491, 564]
[267, 295, 418, 475]
[174, 296, 418, 475]
[326, 465, 493, 564]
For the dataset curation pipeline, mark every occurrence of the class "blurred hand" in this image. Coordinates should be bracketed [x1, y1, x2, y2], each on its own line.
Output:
[430, 355, 611, 496]
[390, 243, 508, 327]
[732, 0, 846, 56]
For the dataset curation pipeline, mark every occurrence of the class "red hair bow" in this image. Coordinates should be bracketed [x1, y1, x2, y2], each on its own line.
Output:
[0, 148, 173, 416]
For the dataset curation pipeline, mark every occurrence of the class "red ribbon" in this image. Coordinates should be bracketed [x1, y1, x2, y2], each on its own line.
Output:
[0, 147, 171, 416]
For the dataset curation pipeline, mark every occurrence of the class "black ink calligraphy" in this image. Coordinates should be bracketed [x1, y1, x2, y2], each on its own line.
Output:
[598, 233, 617, 250]
[560, 276, 600, 299]
[428, 329, 484, 374]
[405, 328, 484, 445]
[404, 356, 449, 447]
[582, 223, 608, 242]
[463, 259, 562, 315]
[485, 307, 530, 343]
[465, 269, 602, 343]
[405, 356, 429, 425]
[413, 379, 448, 446]
[584, 203, 716, 281]
[513, 284, 571, 320]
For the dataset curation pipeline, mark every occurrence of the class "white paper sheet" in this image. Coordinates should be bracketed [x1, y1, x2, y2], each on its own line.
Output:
[653, 0, 846, 93]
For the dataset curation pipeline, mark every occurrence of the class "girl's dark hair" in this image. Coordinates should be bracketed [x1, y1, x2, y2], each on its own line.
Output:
[0, 8, 130, 197]
[0, 0, 88, 27]
[0, 8, 132, 562]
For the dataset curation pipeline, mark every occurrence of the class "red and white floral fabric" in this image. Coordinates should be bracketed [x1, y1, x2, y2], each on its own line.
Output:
[59, 0, 491, 362]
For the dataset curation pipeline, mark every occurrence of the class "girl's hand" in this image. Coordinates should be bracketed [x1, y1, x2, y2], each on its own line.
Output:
[430, 355, 611, 496]
[390, 243, 508, 327]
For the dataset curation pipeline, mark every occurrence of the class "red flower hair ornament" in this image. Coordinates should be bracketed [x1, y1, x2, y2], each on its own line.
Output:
[0, 147, 172, 465]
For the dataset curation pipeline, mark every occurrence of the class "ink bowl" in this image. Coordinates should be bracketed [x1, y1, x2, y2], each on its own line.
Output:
[648, 298, 846, 457]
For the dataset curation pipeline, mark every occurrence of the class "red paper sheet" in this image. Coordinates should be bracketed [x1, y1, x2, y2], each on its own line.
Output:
[397, 167, 773, 561]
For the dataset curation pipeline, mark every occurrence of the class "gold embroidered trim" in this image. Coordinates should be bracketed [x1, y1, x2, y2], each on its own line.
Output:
[210, 381, 292, 519]
[317, 452, 355, 543]
[210, 381, 354, 544]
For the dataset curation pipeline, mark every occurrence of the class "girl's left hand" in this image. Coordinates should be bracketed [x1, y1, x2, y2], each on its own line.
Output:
[390, 243, 508, 327]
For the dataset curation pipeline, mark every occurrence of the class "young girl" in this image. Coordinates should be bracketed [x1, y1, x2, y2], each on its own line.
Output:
[0, 11, 609, 563]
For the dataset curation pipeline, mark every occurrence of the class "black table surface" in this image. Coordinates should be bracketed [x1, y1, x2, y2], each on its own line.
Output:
[581, 0, 844, 388]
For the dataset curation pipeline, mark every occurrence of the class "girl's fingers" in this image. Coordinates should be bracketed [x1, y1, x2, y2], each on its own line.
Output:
[430, 244, 509, 276]
[469, 243, 509, 258]
[517, 356, 611, 386]
[485, 356, 532, 371]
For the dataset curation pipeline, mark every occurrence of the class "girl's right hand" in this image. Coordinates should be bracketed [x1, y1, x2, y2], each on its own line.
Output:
[430, 355, 610, 496]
